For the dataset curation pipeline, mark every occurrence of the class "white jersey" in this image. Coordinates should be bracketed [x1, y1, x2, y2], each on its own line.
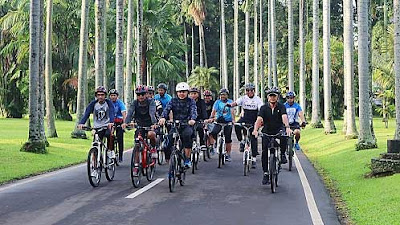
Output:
[236, 95, 263, 110]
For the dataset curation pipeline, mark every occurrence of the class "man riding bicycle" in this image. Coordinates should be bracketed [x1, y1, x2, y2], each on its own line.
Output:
[252, 87, 292, 185]
[159, 82, 197, 168]
[189, 87, 208, 148]
[227, 83, 263, 168]
[204, 90, 215, 118]
[78, 86, 115, 148]
[109, 89, 127, 162]
[155, 83, 172, 109]
[124, 85, 157, 148]
[206, 88, 235, 162]
[284, 91, 307, 150]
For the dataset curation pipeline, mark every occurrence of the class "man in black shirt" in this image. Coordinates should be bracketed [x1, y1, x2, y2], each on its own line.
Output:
[203, 90, 214, 118]
[190, 87, 207, 148]
[252, 87, 292, 185]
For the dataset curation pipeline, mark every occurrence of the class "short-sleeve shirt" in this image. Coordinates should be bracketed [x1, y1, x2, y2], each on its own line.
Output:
[284, 102, 302, 124]
[112, 99, 127, 119]
[213, 99, 234, 122]
[258, 102, 287, 134]
[236, 95, 263, 123]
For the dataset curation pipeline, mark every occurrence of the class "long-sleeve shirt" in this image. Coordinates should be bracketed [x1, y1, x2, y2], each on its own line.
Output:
[79, 99, 115, 129]
[162, 97, 197, 121]
[195, 99, 208, 121]
[125, 99, 157, 126]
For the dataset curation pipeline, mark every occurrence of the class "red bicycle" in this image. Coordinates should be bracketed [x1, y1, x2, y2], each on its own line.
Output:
[130, 125, 157, 188]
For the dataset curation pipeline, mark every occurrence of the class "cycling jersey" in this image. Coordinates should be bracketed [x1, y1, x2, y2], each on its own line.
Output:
[284, 102, 302, 124]
[154, 93, 172, 108]
[258, 102, 287, 134]
[213, 99, 234, 122]
[195, 99, 208, 121]
[235, 95, 263, 123]
[126, 99, 157, 127]
[162, 97, 197, 121]
[112, 99, 126, 120]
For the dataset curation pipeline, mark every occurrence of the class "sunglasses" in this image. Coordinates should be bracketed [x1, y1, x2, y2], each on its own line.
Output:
[287, 97, 295, 99]
[268, 94, 278, 97]
[246, 89, 254, 92]
[137, 93, 146, 96]
[177, 91, 187, 93]
[96, 93, 105, 96]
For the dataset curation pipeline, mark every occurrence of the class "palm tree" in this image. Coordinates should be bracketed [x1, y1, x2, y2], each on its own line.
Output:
[234, 0, 240, 100]
[311, 0, 322, 128]
[343, 0, 357, 138]
[357, 0, 377, 149]
[95, 0, 105, 87]
[188, 66, 219, 91]
[184, 22, 189, 81]
[299, 0, 306, 116]
[254, 0, 259, 93]
[259, 0, 265, 99]
[244, 1, 250, 85]
[394, 0, 400, 139]
[115, 0, 124, 98]
[220, 0, 228, 88]
[188, 0, 207, 68]
[125, 0, 134, 105]
[45, 0, 57, 138]
[22, 0, 46, 153]
[267, 0, 272, 88]
[38, 0, 47, 144]
[271, 0, 277, 86]
[288, 0, 294, 91]
[137, 0, 143, 85]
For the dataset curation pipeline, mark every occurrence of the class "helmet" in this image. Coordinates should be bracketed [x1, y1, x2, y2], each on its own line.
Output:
[244, 83, 255, 90]
[176, 82, 190, 92]
[219, 88, 229, 95]
[266, 87, 281, 96]
[109, 89, 119, 96]
[147, 86, 155, 92]
[286, 91, 296, 98]
[95, 86, 107, 95]
[189, 87, 200, 93]
[135, 85, 147, 94]
[157, 83, 168, 90]
[203, 90, 212, 96]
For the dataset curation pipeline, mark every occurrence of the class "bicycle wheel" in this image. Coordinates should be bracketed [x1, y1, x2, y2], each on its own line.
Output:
[146, 153, 156, 182]
[179, 157, 186, 186]
[288, 138, 294, 171]
[243, 151, 249, 176]
[87, 148, 101, 187]
[269, 154, 277, 193]
[195, 151, 200, 170]
[191, 151, 196, 174]
[114, 140, 120, 167]
[218, 143, 223, 168]
[168, 154, 177, 192]
[105, 150, 116, 181]
[131, 147, 142, 188]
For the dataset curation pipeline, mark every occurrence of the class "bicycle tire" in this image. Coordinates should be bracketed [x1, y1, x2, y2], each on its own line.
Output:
[131, 147, 142, 188]
[87, 148, 101, 187]
[192, 151, 196, 174]
[179, 158, 186, 186]
[168, 154, 177, 192]
[269, 154, 276, 193]
[146, 160, 156, 182]
[195, 152, 200, 170]
[105, 151, 116, 181]
[114, 140, 120, 167]
[288, 138, 294, 171]
[244, 151, 249, 176]
[218, 145, 223, 168]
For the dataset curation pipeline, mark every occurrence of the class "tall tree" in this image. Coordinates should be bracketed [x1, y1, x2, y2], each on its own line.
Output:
[394, 0, 400, 139]
[288, 0, 294, 91]
[311, 0, 322, 127]
[125, 0, 134, 105]
[184, 22, 189, 81]
[38, 0, 46, 144]
[45, 0, 57, 138]
[188, 0, 207, 68]
[115, 0, 124, 98]
[357, 0, 377, 149]
[22, 0, 46, 153]
[234, 0, 240, 100]
[221, 0, 228, 88]
[95, 0, 105, 88]
[343, 0, 358, 138]
[254, 0, 259, 93]
[271, 0, 277, 86]
[299, 0, 306, 115]
[137, 0, 143, 85]
[260, 0, 265, 99]
[267, 0, 272, 88]
[244, 1, 250, 85]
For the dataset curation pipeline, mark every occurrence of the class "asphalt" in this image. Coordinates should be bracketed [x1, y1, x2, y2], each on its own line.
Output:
[0, 135, 341, 225]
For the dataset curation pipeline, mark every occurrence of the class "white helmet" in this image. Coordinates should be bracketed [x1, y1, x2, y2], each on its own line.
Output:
[176, 82, 190, 92]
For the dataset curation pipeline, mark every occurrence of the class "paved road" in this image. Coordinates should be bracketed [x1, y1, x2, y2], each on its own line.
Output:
[0, 136, 340, 225]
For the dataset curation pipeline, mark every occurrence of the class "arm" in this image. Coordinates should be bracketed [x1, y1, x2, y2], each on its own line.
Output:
[149, 100, 157, 124]
[125, 101, 136, 124]
[201, 100, 207, 120]
[252, 116, 264, 137]
[120, 100, 127, 122]
[299, 111, 306, 124]
[189, 99, 198, 124]
[79, 100, 96, 124]
[231, 108, 236, 123]
[162, 100, 173, 119]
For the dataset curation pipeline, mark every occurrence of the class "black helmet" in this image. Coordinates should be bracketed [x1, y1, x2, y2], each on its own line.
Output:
[95, 86, 107, 95]
[244, 83, 255, 90]
[189, 87, 200, 93]
[266, 87, 281, 96]
[109, 89, 119, 96]
[157, 83, 168, 90]
[219, 88, 229, 95]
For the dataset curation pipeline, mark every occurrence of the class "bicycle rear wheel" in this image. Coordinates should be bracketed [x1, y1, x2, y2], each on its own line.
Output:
[179, 157, 186, 186]
[114, 140, 120, 166]
[131, 147, 142, 188]
[288, 138, 294, 171]
[105, 150, 116, 181]
[243, 151, 249, 176]
[269, 154, 277, 193]
[168, 154, 177, 192]
[146, 153, 156, 181]
[87, 148, 101, 187]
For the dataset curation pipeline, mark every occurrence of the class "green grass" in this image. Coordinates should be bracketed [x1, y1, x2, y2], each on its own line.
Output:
[301, 118, 400, 225]
[0, 118, 134, 184]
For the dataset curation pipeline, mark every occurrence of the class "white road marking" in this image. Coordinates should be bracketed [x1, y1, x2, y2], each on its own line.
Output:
[125, 178, 164, 199]
[294, 154, 325, 225]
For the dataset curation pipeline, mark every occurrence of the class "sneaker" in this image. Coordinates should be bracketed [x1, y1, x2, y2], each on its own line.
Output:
[251, 161, 257, 169]
[262, 173, 270, 185]
[239, 141, 245, 152]
[184, 159, 192, 168]
[225, 155, 232, 162]
[295, 143, 301, 151]
[281, 155, 288, 164]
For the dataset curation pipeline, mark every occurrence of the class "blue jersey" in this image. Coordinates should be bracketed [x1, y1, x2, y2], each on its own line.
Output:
[284, 102, 302, 124]
[112, 99, 127, 119]
[213, 99, 234, 122]
[154, 93, 172, 108]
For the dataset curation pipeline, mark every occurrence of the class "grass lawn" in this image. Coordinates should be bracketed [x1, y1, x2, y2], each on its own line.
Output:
[301, 118, 399, 225]
[0, 118, 134, 185]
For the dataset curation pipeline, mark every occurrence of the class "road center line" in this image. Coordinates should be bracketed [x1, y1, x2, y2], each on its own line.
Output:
[125, 178, 164, 199]
[294, 154, 325, 225]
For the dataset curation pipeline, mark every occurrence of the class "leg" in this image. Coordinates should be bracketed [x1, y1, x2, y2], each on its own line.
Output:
[261, 137, 269, 173]
[224, 125, 233, 155]
[250, 127, 258, 157]
[181, 126, 194, 159]
[234, 118, 245, 141]
[147, 131, 156, 147]
[197, 125, 205, 146]
[116, 125, 124, 161]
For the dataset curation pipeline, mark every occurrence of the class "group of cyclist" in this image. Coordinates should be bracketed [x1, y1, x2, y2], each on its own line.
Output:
[78, 81, 307, 185]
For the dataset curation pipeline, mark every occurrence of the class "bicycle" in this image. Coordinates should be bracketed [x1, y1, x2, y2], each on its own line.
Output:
[167, 120, 188, 192]
[156, 125, 168, 165]
[203, 124, 213, 161]
[129, 125, 157, 188]
[259, 132, 287, 193]
[191, 121, 204, 174]
[214, 122, 233, 168]
[287, 126, 298, 171]
[234, 123, 254, 176]
[111, 123, 123, 166]
[82, 126, 116, 187]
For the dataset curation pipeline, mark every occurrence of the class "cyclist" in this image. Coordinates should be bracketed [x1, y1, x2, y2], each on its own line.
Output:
[159, 82, 197, 168]
[109, 89, 127, 162]
[155, 83, 172, 109]
[146, 85, 155, 99]
[124, 85, 157, 148]
[146, 85, 163, 119]
[284, 91, 307, 150]
[204, 90, 215, 118]
[189, 87, 208, 148]
[227, 83, 263, 168]
[252, 87, 292, 185]
[206, 88, 235, 162]
[78, 86, 115, 148]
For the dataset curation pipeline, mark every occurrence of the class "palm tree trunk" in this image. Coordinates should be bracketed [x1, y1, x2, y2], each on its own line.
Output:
[115, 0, 124, 98]
[192, 25, 195, 72]
[311, 0, 322, 127]
[357, 0, 377, 149]
[125, 0, 133, 105]
[288, 0, 294, 91]
[45, 0, 57, 138]
[199, 24, 204, 68]
[271, 0, 278, 87]
[184, 22, 189, 81]
[254, 0, 259, 94]
[323, 0, 336, 133]
[260, 0, 265, 99]
[202, 25, 208, 68]
[268, 0, 272, 88]
[38, 0, 47, 145]
[136, 0, 143, 85]
[221, 0, 228, 88]
[245, 9, 250, 85]
[234, 0, 240, 100]
[95, 0, 105, 88]
[23, 0, 46, 153]
[394, 0, 400, 139]
[343, 0, 358, 138]
[299, 0, 306, 116]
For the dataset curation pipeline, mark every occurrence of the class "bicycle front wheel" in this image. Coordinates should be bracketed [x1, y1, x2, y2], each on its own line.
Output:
[168, 154, 177, 192]
[87, 148, 101, 187]
[114, 141, 120, 166]
[131, 147, 142, 188]
[243, 151, 249, 176]
[105, 150, 116, 181]
[288, 138, 294, 171]
[146, 153, 156, 182]
[269, 154, 277, 193]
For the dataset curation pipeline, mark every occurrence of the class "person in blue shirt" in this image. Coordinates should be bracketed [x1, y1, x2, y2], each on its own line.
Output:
[109, 89, 127, 162]
[154, 83, 172, 109]
[284, 91, 307, 150]
[206, 88, 235, 162]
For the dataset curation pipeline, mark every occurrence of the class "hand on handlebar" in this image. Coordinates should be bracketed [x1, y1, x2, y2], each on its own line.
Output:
[286, 127, 293, 136]
[159, 118, 166, 126]
[188, 120, 196, 126]
[301, 122, 307, 128]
